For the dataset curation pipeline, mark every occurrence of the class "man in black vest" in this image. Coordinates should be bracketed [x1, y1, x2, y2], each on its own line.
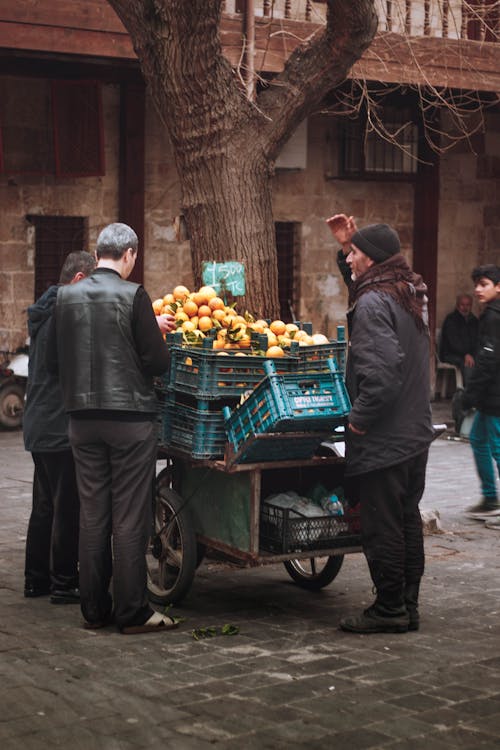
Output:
[47, 223, 177, 633]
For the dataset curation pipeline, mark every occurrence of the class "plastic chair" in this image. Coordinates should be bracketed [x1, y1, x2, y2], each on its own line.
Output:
[434, 328, 463, 399]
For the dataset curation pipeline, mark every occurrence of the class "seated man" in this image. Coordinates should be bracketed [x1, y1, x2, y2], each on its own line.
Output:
[439, 293, 478, 384]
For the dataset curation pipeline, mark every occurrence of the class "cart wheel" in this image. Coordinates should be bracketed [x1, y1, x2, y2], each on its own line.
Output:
[146, 469, 197, 605]
[0, 383, 25, 429]
[196, 543, 207, 568]
[283, 555, 344, 590]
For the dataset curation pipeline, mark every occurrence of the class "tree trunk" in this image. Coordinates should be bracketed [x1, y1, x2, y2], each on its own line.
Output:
[106, 0, 377, 317]
[181, 148, 278, 315]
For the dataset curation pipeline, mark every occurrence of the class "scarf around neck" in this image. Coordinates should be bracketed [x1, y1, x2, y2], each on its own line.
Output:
[348, 253, 429, 333]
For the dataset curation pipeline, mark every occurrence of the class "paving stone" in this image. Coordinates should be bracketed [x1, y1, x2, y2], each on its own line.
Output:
[2, 405, 500, 748]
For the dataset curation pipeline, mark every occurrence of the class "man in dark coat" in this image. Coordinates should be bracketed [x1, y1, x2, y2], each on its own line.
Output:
[461, 265, 500, 523]
[327, 214, 434, 633]
[439, 293, 478, 383]
[23, 251, 96, 602]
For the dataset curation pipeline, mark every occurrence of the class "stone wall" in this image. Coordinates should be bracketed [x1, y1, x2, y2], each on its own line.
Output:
[436, 110, 500, 326]
[0, 82, 120, 352]
[1, 79, 499, 352]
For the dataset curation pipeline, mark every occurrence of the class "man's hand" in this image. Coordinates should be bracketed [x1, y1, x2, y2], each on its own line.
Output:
[348, 422, 366, 436]
[326, 214, 357, 253]
[156, 314, 176, 335]
[464, 354, 475, 368]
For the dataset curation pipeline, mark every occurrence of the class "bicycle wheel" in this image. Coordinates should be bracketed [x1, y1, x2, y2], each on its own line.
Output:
[146, 468, 197, 605]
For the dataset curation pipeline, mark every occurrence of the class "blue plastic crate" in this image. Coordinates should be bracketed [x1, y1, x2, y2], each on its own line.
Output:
[224, 359, 350, 460]
[160, 394, 228, 460]
[167, 344, 298, 400]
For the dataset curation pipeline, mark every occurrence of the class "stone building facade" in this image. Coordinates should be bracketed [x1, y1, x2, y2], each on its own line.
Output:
[1, 76, 500, 353]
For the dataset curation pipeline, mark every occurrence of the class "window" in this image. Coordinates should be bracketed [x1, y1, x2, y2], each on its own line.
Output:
[275, 222, 301, 323]
[340, 101, 419, 179]
[29, 215, 87, 300]
[0, 77, 104, 177]
[52, 81, 105, 177]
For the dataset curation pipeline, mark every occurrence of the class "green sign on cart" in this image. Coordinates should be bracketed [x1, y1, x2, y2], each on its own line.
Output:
[201, 261, 245, 297]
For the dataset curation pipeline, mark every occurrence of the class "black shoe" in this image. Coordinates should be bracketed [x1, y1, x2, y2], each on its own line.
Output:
[50, 588, 80, 605]
[24, 584, 51, 598]
[83, 612, 115, 630]
[340, 605, 409, 634]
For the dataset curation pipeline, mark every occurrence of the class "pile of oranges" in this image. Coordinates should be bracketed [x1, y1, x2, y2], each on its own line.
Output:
[152, 285, 329, 357]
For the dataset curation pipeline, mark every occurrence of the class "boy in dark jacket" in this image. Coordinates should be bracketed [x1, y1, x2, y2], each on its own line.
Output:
[23, 251, 96, 601]
[462, 265, 500, 524]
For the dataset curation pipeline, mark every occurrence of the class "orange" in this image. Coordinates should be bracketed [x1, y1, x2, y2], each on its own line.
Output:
[266, 345, 285, 357]
[197, 304, 212, 318]
[181, 320, 196, 332]
[163, 293, 175, 305]
[197, 285, 217, 301]
[175, 310, 189, 322]
[212, 338, 225, 350]
[208, 296, 225, 311]
[211, 308, 226, 322]
[152, 298, 164, 315]
[285, 323, 299, 335]
[252, 319, 268, 334]
[182, 299, 199, 317]
[270, 320, 286, 336]
[173, 285, 190, 300]
[264, 330, 278, 347]
[198, 316, 213, 332]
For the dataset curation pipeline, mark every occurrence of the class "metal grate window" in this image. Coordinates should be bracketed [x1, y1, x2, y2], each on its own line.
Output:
[29, 215, 86, 300]
[275, 222, 301, 323]
[341, 103, 419, 178]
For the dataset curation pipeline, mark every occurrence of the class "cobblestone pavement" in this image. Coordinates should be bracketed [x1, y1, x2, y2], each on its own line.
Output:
[1, 402, 500, 749]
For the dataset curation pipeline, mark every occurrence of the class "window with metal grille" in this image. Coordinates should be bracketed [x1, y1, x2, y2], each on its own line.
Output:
[340, 102, 419, 178]
[52, 81, 105, 177]
[28, 215, 87, 300]
[0, 77, 104, 177]
[275, 222, 301, 323]
[0, 77, 54, 174]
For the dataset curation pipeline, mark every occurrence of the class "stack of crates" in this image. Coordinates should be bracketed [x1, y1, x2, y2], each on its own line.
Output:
[158, 325, 348, 461]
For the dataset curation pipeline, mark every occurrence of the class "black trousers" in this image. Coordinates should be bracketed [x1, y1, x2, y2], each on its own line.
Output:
[354, 449, 429, 606]
[68, 417, 157, 628]
[24, 450, 80, 591]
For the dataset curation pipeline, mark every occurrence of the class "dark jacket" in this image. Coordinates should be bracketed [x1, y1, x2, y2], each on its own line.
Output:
[439, 309, 478, 363]
[48, 268, 169, 416]
[337, 251, 434, 477]
[462, 298, 500, 415]
[23, 285, 70, 452]
[345, 291, 434, 476]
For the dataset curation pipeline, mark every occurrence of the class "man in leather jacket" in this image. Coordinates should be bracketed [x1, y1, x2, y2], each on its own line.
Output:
[326, 213, 434, 634]
[46, 223, 177, 634]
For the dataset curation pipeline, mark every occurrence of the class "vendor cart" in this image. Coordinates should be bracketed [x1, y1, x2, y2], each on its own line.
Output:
[147, 331, 363, 606]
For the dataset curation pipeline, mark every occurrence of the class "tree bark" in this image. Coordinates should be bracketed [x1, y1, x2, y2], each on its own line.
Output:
[106, 0, 377, 317]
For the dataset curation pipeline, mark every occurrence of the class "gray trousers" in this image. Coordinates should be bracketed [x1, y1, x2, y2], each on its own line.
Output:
[69, 416, 157, 628]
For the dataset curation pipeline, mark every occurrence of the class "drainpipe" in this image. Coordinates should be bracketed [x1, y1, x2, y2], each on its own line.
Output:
[244, 0, 256, 101]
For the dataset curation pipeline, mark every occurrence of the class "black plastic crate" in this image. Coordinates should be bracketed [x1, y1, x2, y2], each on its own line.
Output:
[260, 501, 360, 554]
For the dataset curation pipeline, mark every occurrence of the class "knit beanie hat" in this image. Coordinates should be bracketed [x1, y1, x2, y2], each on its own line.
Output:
[351, 223, 400, 263]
